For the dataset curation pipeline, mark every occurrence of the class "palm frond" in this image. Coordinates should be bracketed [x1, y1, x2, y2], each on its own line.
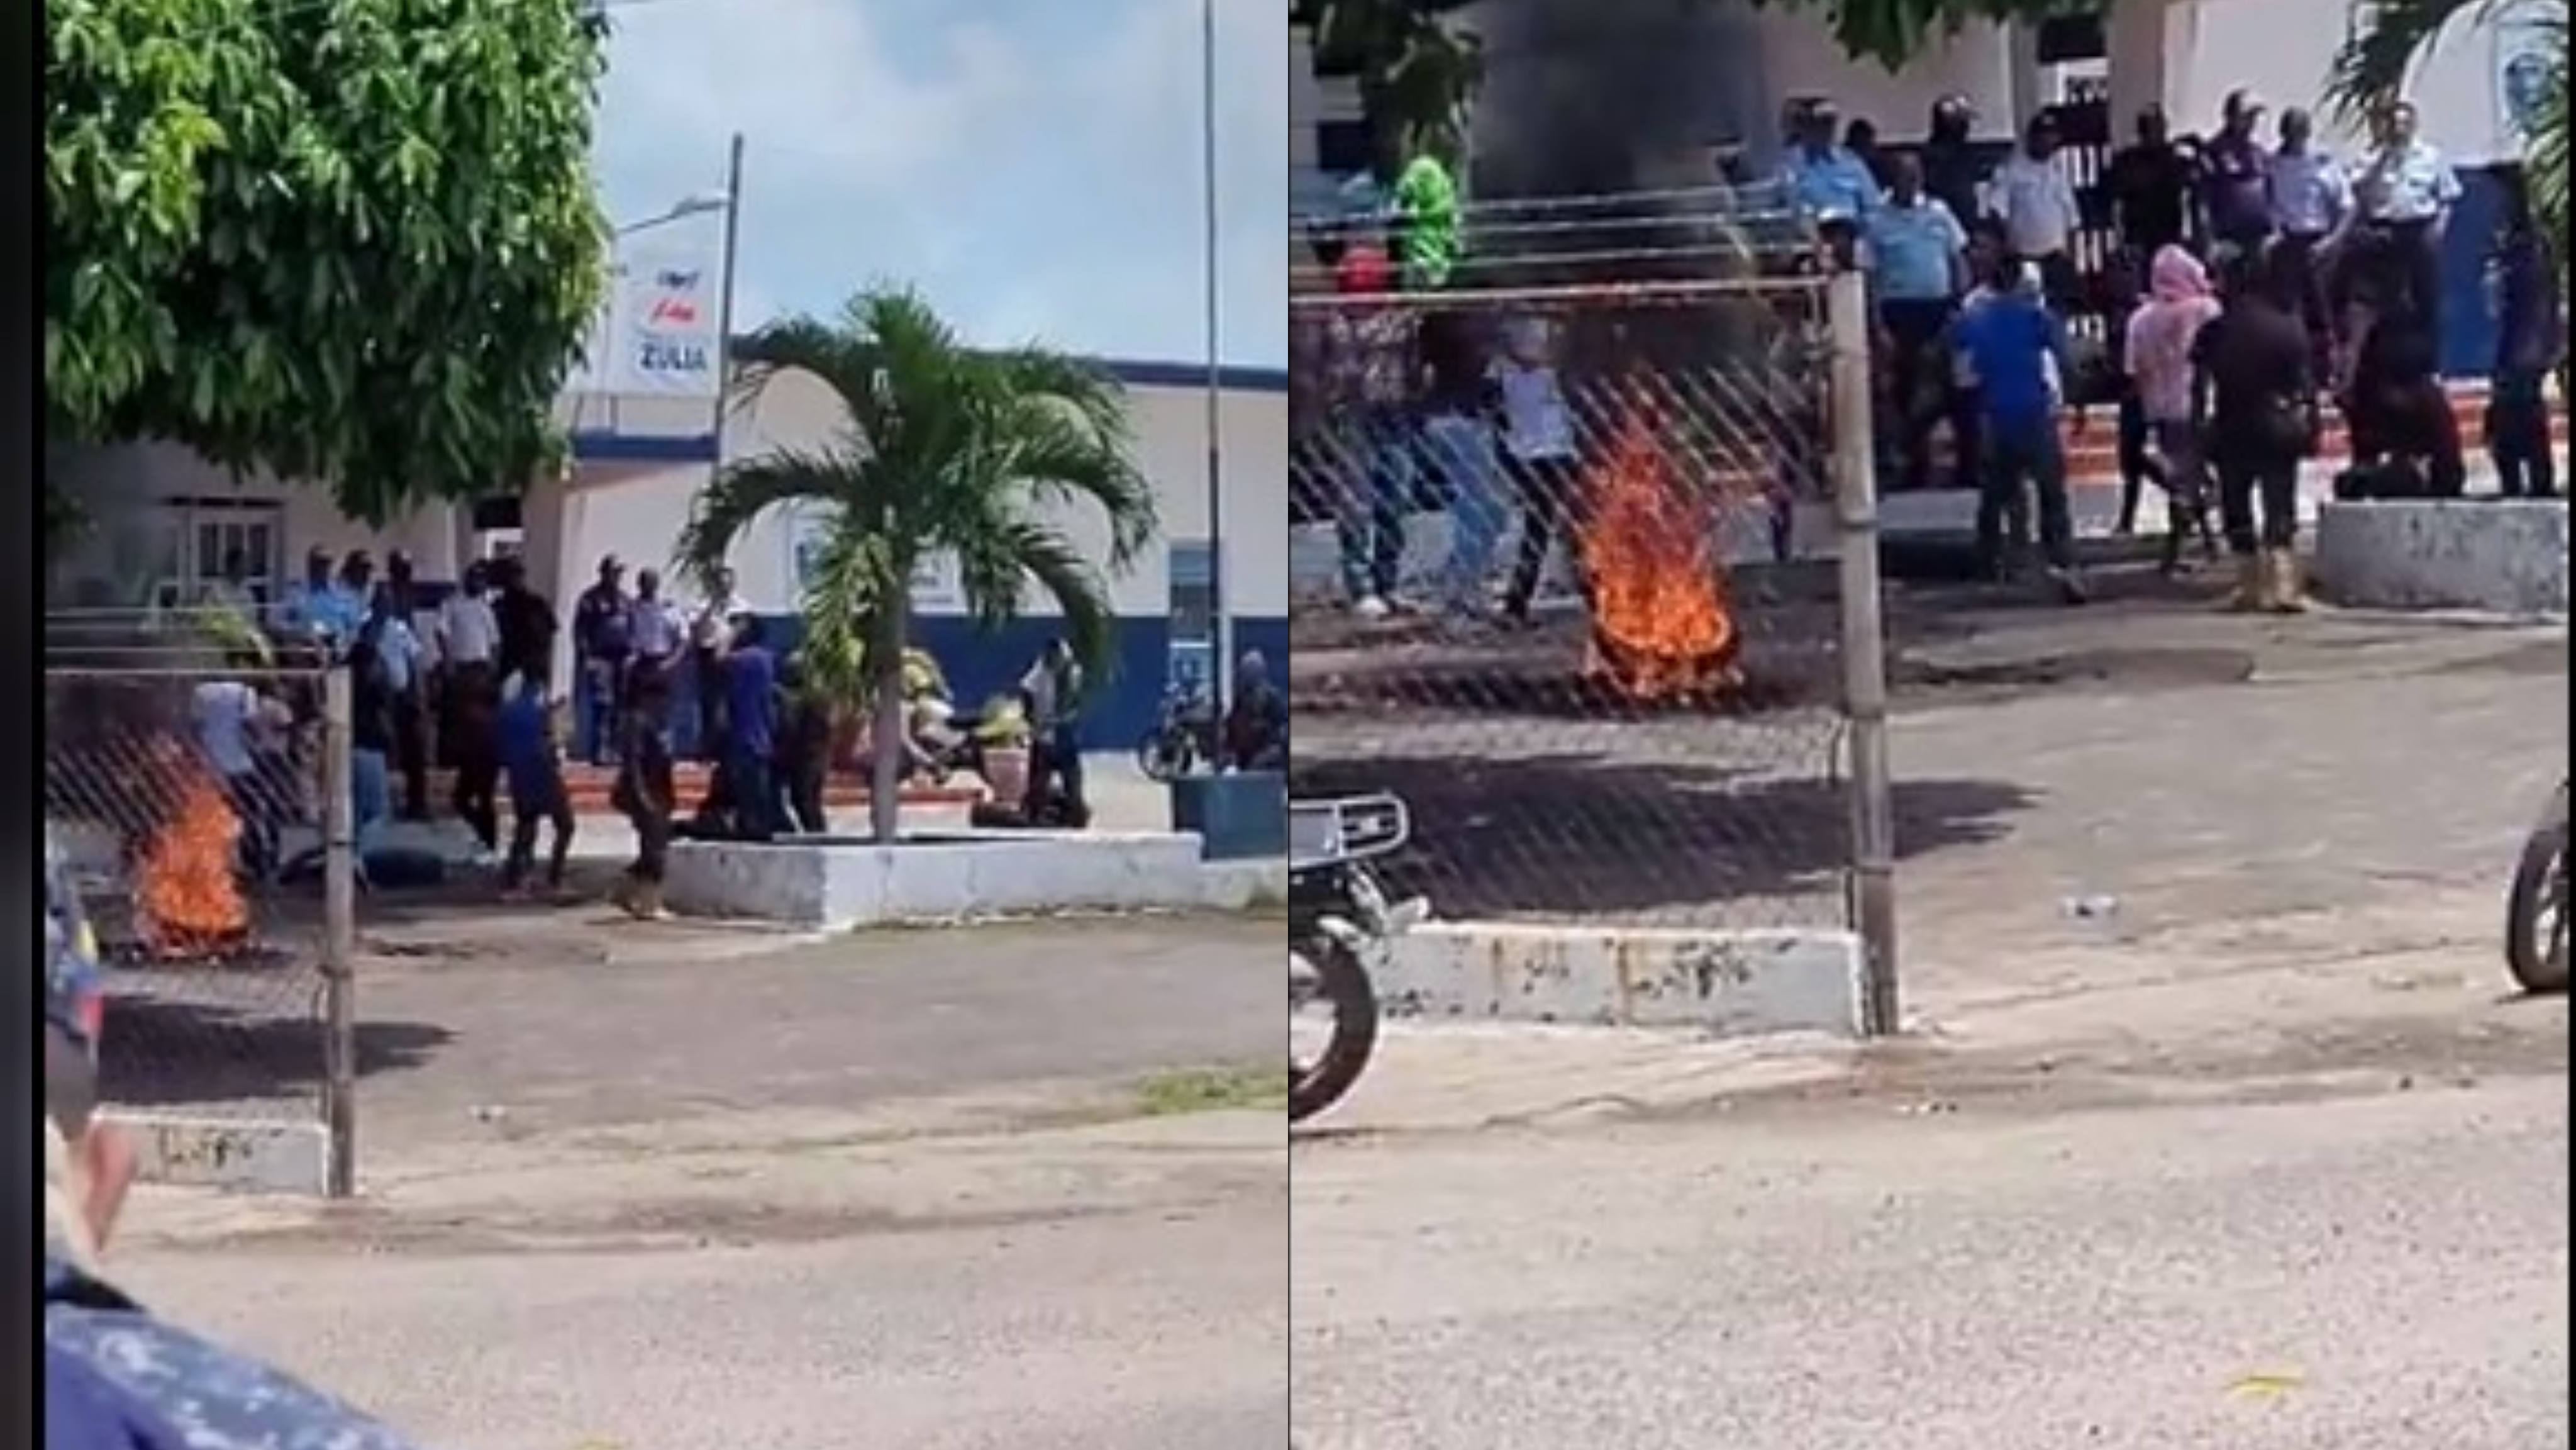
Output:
[676, 446, 859, 586]
[2325, 0, 2485, 123]
[704, 282, 1157, 709]
[977, 521, 1119, 679]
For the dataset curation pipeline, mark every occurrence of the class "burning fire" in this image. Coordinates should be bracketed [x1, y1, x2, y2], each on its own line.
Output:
[1577, 400, 1743, 700]
[136, 762, 252, 957]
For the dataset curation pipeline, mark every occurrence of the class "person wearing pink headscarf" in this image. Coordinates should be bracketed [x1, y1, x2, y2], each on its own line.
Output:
[2122, 243, 2224, 573]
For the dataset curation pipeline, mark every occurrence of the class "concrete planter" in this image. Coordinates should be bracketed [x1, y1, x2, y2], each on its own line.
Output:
[1167, 772, 1287, 861]
[2313, 498, 2569, 617]
[663, 830, 1284, 929]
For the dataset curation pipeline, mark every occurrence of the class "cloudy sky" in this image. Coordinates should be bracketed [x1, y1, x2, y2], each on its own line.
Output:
[592, 0, 1290, 371]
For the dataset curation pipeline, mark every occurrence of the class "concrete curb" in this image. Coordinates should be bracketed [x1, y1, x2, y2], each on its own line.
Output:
[1380, 922, 1865, 1038]
[2313, 498, 2570, 618]
[664, 832, 1288, 930]
[102, 1110, 328, 1195]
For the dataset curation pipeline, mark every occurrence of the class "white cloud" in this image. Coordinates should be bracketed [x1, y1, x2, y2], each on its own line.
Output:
[594, 0, 1288, 367]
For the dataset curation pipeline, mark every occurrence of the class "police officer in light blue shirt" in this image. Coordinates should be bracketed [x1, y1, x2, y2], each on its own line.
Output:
[2350, 99, 2461, 364]
[1866, 152, 1973, 493]
[1777, 98, 1883, 226]
[271, 545, 368, 655]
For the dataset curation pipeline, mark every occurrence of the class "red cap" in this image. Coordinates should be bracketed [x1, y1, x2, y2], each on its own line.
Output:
[1336, 243, 1394, 295]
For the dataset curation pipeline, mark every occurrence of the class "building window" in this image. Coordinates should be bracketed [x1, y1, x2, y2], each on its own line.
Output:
[1166, 542, 1216, 690]
[155, 497, 284, 610]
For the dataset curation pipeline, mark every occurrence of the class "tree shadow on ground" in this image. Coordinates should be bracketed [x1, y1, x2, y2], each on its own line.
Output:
[99, 991, 452, 1110]
[1291, 752, 2034, 921]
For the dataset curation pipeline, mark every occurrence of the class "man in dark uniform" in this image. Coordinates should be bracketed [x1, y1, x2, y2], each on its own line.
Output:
[1920, 94, 1989, 228]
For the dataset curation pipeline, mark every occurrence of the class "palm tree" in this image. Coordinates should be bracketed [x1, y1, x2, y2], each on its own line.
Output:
[677, 287, 1158, 842]
[2326, 0, 2566, 259]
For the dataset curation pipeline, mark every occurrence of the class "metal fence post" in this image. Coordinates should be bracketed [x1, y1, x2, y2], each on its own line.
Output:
[1826, 268, 1902, 1037]
[320, 666, 359, 1196]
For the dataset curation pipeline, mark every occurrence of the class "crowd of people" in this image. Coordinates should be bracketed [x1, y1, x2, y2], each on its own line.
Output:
[1787, 88, 2563, 606]
[182, 547, 846, 917]
[1299, 88, 2561, 623]
[174, 544, 1298, 904]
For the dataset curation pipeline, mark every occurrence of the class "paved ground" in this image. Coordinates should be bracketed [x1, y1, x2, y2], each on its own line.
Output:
[121, 1113, 1285, 1450]
[89, 588, 2570, 1448]
[1293, 1079, 2565, 1450]
[106, 913, 1287, 1450]
[109, 915, 1279, 1146]
[1291, 591, 2569, 1448]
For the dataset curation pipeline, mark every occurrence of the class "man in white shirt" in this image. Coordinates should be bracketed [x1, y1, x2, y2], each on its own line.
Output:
[626, 568, 688, 677]
[192, 676, 295, 879]
[2350, 99, 2462, 367]
[1981, 113, 2083, 310]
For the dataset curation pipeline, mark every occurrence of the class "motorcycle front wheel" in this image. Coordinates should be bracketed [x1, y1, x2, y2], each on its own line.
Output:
[2505, 788, 2570, 995]
[1290, 932, 1380, 1125]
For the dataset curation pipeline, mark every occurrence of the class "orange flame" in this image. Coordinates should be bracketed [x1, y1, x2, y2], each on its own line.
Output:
[1578, 399, 1742, 700]
[138, 765, 252, 957]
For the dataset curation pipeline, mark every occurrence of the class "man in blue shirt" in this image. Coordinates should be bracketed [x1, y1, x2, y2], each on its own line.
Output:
[1952, 259, 2086, 602]
[1778, 98, 1882, 226]
[495, 672, 575, 895]
[270, 546, 367, 655]
[1867, 152, 1972, 493]
[721, 616, 780, 840]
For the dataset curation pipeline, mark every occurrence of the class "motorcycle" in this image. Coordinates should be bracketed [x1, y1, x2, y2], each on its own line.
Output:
[2504, 780, 2568, 995]
[1289, 793, 1426, 1124]
[1135, 684, 1218, 782]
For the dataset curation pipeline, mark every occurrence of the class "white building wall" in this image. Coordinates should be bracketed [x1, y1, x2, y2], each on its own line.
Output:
[2153, 0, 2516, 162]
[1750, 12, 2023, 140]
[545, 372, 1289, 624]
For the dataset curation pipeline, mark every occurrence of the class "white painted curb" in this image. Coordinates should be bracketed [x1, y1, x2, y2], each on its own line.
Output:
[665, 832, 1288, 929]
[1380, 922, 1865, 1038]
[103, 1111, 330, 1195]
[2314, 498, 2570, 618]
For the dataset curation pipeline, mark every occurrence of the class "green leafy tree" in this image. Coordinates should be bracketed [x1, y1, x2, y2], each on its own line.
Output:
[46, 0, 612, 524]
[677, 287, 1158, 842]
[2327, 0, 2565, 260]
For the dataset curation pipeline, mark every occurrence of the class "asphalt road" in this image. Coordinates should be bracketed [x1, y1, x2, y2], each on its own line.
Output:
[119, 1113, 1286, 1450]
[1292, 1073, 2568, 1450]
[107, 915, 1282, 1146]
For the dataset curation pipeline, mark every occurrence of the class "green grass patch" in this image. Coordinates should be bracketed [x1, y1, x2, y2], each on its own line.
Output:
[1133, 1062, 1286, 1117]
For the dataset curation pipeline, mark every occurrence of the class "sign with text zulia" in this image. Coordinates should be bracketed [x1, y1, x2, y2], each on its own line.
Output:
[570, 216, 729, 401]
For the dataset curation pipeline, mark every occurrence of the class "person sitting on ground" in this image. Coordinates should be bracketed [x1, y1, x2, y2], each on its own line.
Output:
[1223, 650, 1290, 772]
[495, 672, 575, 898]
[2340, 242, 2466, 499]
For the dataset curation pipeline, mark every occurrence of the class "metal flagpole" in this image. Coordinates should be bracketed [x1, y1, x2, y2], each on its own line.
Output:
[1200, 0, 1233, 714]
[710, 132, 747, 469]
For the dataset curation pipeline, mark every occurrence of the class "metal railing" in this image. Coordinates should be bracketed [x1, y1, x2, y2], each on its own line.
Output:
[45, 611, 361, 1192]
[1287, 269, 1899, 1029]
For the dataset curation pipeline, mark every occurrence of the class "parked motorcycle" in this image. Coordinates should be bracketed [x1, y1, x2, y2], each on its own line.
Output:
[1289, 793, 1425, 1124]
[2504, 780, 2568, 995]
[1135, 684, 1218, 782]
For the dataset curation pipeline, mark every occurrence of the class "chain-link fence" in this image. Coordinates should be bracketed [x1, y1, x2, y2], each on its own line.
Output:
[45, 610, 360, 1191]
[1288, 268, 1898, 1025]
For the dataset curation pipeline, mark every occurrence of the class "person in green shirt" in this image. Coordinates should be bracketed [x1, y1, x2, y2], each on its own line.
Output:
[1389, 150, 1460, 290]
